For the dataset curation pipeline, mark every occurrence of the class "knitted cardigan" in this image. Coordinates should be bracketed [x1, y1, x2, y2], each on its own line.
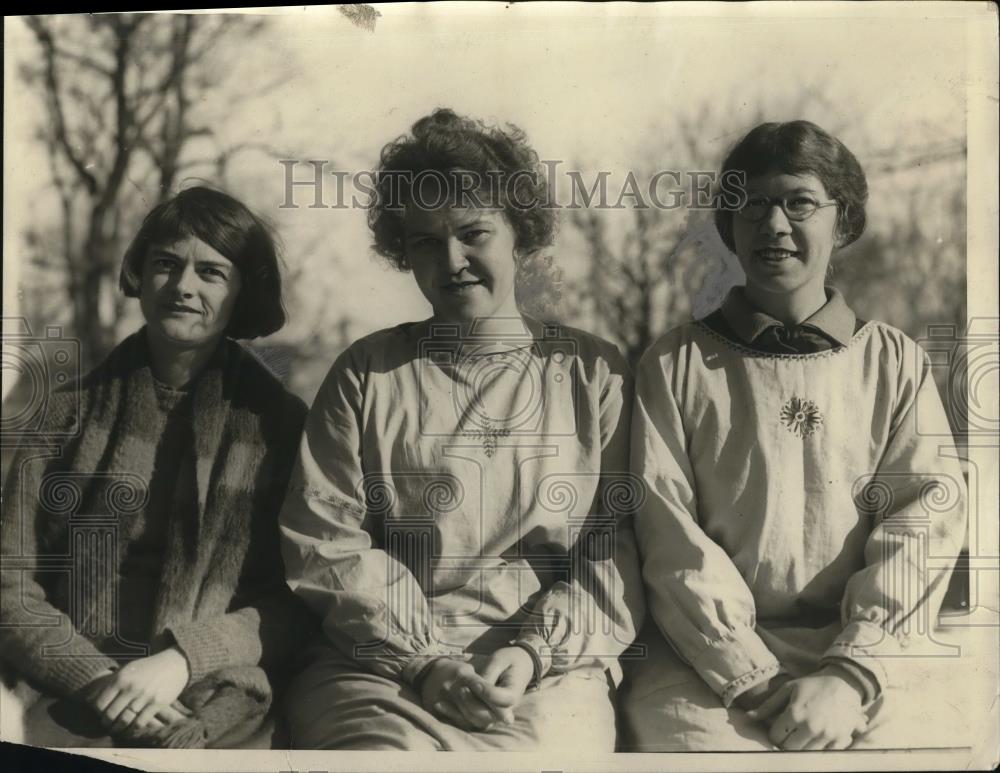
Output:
[0, 329, 315, 702]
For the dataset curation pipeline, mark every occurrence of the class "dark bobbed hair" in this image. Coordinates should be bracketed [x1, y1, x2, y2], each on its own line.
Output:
[368, 108, 556, 271]
[119, 186, 286, 339]
[714, 120, 868, 252]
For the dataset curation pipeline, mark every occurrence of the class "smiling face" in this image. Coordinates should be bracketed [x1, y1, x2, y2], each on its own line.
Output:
[732, 171, 840, 310]
[139, 236, 242, 351]
[402, 205, 519, 324]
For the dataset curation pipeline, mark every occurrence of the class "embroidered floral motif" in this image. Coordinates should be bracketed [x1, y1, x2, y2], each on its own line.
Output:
[780, 397, 823, 437]
[463, 419, 511, 458]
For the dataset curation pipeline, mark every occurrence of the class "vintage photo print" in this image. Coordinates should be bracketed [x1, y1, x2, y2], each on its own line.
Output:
[2, 3, 997, 771]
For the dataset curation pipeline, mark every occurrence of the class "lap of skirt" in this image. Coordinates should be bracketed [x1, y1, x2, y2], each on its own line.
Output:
[621, 678, 775, 752]
[618, 624, 974, 752]
[283, 643, 619, 751]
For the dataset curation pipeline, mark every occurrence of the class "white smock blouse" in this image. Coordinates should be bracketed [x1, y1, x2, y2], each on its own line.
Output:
[279, 316, 645, 692]
[629, 312, 966, 715]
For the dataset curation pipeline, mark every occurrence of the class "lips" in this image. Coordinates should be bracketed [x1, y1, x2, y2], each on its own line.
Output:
[754, 247, 800, 261]
[443, 279, 484, 292]
[162, 302, 201, 314]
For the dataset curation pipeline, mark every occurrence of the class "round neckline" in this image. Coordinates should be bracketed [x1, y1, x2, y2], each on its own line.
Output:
[456, 341, 536, 359]
[152, 377, 191, 394]
[695, 318, 875, 360]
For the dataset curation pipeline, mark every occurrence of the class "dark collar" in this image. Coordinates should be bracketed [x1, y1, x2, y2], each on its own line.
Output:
[720, 286, 857, 348]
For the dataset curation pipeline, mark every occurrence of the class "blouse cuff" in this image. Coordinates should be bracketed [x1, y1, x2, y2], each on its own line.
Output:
[821, 620, 898, 693]
[820, 657, 880, 705]
[691, 626, 783, 707]
[400, 643, 470, 688]
[510, 634, 553, 683]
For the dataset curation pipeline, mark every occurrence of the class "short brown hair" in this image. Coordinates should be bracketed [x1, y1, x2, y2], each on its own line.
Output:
[715, 121, 868, 252]
[120, 186, 286, 339]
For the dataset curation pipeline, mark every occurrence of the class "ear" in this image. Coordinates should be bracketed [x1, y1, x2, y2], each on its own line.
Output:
[396, 238, 411, 271]
[714, 211, 735, 254]
[833, 203, 851, 248]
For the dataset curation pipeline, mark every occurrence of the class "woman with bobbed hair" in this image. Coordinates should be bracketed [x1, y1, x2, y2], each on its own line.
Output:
[279, 108, 645, 751]
[1, 186, 316, 748]
[118, 186, 289, 340]
[621, 120, 966, 751]
[712, 121, 868, 253]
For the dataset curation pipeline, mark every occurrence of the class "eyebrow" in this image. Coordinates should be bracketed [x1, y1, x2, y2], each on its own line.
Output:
[456, 217, 493, 228]
[149, 250, 231, 269]
[748, 187, 819, 195]
[404, 219, 493, 237]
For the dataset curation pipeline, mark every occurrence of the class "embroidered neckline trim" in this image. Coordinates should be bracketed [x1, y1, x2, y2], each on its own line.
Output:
[694, 319, 876, 360]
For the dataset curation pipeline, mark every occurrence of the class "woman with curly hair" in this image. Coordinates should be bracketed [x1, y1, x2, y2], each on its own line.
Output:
[620, 121, 967, 751]
[279, 108, 645, 750]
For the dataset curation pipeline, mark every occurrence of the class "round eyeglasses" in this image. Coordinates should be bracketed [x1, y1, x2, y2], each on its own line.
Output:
[737, 194, 838, 223]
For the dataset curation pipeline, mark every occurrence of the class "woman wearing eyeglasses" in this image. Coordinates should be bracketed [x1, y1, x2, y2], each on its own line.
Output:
[620, 121, 966, 751]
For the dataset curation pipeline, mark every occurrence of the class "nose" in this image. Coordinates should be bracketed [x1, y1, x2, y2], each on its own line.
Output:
[445, 237, 470, 274]
[173, 262, 198, 298]
[760, 201, 792, 236]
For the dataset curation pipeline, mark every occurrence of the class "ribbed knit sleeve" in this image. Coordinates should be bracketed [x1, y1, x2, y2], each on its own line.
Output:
[0, 396, 118, 696]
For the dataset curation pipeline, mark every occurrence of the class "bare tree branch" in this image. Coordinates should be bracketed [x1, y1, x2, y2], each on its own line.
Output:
[20, 13, 274, 366]
[48, 44, 115, 77]
[25, 16, 99, 194]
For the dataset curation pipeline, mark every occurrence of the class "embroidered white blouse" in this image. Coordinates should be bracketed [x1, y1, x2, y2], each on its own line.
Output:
[280, 317, 645, 686]
[631, 318, 966, 706]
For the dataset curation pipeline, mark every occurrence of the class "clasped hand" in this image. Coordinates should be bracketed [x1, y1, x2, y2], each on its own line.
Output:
[420, 646, 535, 731]
[82, 647, 192, 736]
[747, 668, 869, 750]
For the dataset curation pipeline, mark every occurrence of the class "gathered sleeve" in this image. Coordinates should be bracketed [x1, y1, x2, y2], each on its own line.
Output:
[515, 349, 646, 683]
[631, 345, 781, 707]
[279, 347, 462, 686]
[821, 339, 967, 695]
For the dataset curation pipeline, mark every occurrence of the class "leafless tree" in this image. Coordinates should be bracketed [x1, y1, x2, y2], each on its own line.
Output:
[566, 92, 967, 370]
[19, 13, 276, 368]
[567, 101, 759, 365]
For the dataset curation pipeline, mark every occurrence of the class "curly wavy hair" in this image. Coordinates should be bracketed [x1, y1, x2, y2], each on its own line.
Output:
[368, 108, 562, 317]
[714, 120, 869, 252]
